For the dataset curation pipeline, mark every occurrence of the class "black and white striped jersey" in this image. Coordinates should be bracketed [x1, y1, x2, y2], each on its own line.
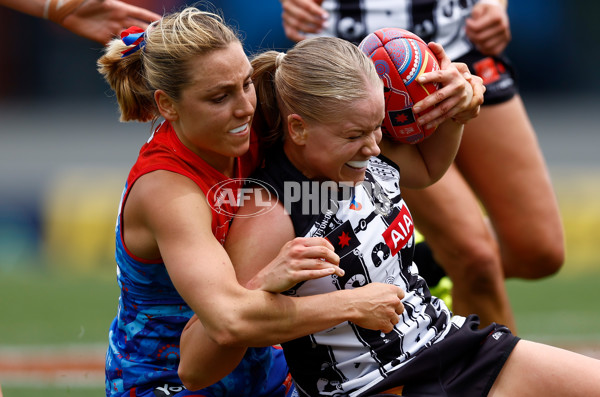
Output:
[255, 152, 464, 397]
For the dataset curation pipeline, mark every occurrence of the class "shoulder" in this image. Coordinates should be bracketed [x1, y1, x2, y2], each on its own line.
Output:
[134, 170, 206, 200]
[226, 187, 294, 249]
[128, 170, 213, 232]
[231, 187, 292, 234]
[122, 170, 214, 260]
[225, 188, 295, 282]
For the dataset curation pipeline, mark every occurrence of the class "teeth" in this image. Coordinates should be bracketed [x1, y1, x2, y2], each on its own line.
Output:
[347, 160, 369, 169]
[229, 123, 248, 134]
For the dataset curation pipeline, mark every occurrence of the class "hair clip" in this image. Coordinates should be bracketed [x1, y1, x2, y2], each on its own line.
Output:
[121, 26, 146, 58]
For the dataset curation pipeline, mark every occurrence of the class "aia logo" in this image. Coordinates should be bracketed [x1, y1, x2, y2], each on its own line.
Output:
[382, 205, 414, 256]
[206, 178, 278, 218]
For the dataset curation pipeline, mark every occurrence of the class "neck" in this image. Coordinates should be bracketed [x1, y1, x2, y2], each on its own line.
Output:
[206, 156, 236, 177]
[283, 142, 313, 180]
[170, 123, 237, 177]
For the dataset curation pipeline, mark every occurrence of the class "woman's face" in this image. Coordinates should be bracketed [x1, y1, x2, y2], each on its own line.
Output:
[168, 42, 256, 173]
[296, 81, 385, 185]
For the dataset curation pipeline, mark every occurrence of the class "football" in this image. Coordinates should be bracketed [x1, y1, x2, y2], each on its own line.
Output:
[359, 28, 440, 144]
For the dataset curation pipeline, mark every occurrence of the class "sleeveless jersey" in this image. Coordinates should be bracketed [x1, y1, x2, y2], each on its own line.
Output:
[255, 150, 465, 397]
[314, 0, 482, 60]
[105, 121, 278, 396]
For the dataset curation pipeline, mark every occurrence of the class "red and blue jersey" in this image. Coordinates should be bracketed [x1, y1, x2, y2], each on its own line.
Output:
[105, 121, 288, 396]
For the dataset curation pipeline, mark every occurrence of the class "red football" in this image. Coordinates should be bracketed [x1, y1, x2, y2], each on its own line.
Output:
[359, 28, 440, 144]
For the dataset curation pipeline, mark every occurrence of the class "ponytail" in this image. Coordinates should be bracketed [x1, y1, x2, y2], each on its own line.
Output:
[251, 51, 284, 149]
[97, 6, 240, 124]
[98, 38, 157, 122]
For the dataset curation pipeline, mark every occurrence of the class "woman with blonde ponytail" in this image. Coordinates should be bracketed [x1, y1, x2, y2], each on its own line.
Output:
[182, 35, 600, 397]
[98, 6, 408, 397]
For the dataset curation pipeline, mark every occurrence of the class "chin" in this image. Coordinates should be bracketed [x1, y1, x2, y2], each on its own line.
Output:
[342, 169, 367, 184]
[229, 140, 250, 157]
[337, 175, 365, 186]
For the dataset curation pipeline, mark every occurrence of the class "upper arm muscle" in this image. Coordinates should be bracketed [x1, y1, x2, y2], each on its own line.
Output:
[225, 188, 295, 286]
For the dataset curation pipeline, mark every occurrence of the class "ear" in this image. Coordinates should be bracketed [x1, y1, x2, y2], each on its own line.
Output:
[287, 114, 308, 145]
[155, 90, 178, 121]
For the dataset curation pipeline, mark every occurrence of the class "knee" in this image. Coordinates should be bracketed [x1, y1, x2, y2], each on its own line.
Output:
[440, 240, 504, 290]
[499, 224, 565, 279]
[509, 241, 565, 279]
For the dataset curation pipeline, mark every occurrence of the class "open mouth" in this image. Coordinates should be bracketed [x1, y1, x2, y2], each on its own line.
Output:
[346, 160, 369, 169]
[229, 123, 249, 134]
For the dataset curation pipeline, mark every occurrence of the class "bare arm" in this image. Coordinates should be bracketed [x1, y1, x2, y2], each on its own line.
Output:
[0, 0, 160, 45]
[380, 43, 485, 188]
[279, 0, 327, 42]
[178, 187, 406, 390]
[466, 0, 511, 56]
[179, 314, 248, 391]
[133, 172, 356, 347]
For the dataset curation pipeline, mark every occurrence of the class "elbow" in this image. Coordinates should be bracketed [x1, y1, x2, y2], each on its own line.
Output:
[178, 365, 210, 392]
[178, 342, 248, 391]
[178, 363, 229, 392]
[204, 313, 251, 347]
[402, 173, 439, 190]
[177, 327, 241, 391]
[206, 329, 241, 348]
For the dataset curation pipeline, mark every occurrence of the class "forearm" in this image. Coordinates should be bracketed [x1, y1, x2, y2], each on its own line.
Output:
[182, 283, 402, 388]
[379, 119, 463, 188]
[1, 0, 45, 17]
[412, 118, 463, 185]
[179, 289, 362, 389]
[200, 288, 361, 347]
[2, 0, 86, 23]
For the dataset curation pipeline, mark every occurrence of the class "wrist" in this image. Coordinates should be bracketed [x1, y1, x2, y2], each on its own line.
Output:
[478, 0, 507, 9]
[43, 0, 86, 24]
[337, 289, 361, 323]
[244, 273, 264, 290]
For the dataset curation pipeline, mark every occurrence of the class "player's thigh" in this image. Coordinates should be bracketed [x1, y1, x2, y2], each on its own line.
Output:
[455, 96, 564, 271]
[489, 340, 600, 397]
[403, 164, 497, 267]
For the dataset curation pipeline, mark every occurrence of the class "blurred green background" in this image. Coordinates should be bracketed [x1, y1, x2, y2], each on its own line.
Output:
[1, 0, 599, 395]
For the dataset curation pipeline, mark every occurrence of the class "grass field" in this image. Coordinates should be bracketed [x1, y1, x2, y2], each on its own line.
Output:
[1, 265, 600, 396]
[0, 269, 118, 347]
[2, 267, 600, 346]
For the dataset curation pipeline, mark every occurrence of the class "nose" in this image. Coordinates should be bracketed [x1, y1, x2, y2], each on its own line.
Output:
[234, 90, 256, 119]
[363, 131, 381, 157]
